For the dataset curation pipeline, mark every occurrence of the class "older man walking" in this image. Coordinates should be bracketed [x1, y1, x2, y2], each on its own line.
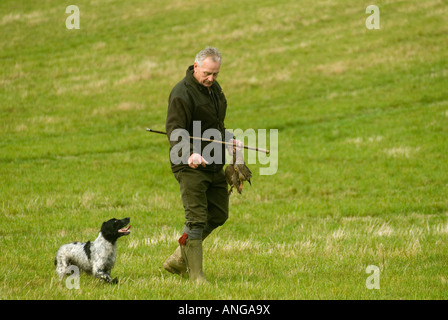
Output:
[163, 47, 239, 283]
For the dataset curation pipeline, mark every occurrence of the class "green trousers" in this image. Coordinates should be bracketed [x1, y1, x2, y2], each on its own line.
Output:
[174, 167, 229, 240]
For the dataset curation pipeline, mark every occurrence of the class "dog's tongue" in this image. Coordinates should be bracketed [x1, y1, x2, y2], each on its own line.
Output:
[119, 225, 131, 233]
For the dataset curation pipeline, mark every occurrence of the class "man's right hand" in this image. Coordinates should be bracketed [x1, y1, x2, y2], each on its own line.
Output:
[188, 153, 209, 169]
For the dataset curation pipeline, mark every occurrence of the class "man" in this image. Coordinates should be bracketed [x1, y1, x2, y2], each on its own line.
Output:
[163, 47, 240, 283]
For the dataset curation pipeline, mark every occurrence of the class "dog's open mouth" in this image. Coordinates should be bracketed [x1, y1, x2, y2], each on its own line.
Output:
[118, 225, 131, 235]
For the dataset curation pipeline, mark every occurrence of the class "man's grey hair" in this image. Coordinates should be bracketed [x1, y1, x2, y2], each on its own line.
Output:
[195, 47, 222, 67]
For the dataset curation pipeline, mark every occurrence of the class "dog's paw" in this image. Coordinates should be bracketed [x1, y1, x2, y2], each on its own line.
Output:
[111, 277, 118, 284]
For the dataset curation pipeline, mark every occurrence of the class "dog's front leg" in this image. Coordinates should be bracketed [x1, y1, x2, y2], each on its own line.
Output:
[93, 267, 118, 284]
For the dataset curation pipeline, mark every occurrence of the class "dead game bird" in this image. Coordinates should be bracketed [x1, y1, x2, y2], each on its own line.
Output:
[225, 150, 252, 194]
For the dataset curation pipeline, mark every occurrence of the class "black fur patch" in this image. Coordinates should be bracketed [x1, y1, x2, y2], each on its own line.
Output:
[84, 241, 91, 260]
[101, 218, 130, 244]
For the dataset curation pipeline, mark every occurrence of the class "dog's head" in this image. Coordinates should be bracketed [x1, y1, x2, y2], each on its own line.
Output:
[101, 217, 131, 244]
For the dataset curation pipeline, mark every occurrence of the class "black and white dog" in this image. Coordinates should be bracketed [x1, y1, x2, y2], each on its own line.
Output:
[55, 217, 131, 284]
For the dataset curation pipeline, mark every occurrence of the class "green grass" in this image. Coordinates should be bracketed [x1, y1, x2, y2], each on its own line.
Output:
[1, 0, 447, 299]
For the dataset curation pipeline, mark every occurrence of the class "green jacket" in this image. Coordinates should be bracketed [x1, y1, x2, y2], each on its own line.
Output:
[165, 65, 232, 173]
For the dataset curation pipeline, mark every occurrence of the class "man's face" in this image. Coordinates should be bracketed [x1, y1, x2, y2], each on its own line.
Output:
[193, 57, 221, 88]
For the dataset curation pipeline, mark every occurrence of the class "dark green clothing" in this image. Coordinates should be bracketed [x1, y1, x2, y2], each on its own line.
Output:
[166, 65, 231, 239]
[174, 167, 229, 237]
[165, 65, 232, 173]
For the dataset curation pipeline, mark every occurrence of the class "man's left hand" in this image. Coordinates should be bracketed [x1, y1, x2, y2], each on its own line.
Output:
[226, 139, 243, 155]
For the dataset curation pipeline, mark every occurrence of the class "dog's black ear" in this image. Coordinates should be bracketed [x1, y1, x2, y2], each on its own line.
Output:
[101, 219, 118, 243]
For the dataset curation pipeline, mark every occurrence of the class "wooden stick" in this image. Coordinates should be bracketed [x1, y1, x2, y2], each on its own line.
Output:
[146, 128, 270, 154]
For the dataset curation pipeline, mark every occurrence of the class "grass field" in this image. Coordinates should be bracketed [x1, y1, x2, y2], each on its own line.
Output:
[1, 0, 447, 299]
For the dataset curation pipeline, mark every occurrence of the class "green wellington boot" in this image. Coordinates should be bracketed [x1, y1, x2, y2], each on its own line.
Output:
[163, 231, 211, 277]
[163, 246, 187, 276]
[181, 238, 208, 284]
